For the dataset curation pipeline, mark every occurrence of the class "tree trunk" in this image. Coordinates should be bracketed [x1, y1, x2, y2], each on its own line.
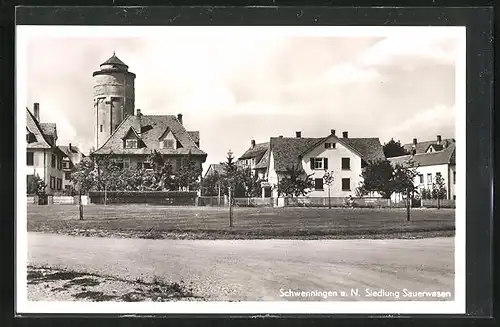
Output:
[328, 186, 331, 209]
[79, 191, 84, 220]
[437, 197, 441, 209]
[229, 185, 233, 227]
[217, 182, 221, 206]
[406, 189, 411, 221]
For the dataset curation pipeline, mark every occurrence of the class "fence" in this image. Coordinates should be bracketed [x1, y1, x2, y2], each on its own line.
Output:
[88, 191, 198, 206]
[284, 197, 408, 208]
[198, 196, 225, 207]
[421, 199, 456, 208]
[26, 195, 89, 205]
[234, 197, 273, 207]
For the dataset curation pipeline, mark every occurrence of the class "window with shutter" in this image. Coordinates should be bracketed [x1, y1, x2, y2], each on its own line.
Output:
[324, 158, 328, 170]
[310, 159, 314, 170]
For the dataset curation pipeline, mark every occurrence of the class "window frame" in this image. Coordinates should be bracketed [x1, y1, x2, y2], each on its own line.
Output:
[427, 173, 433, 184]
[27, 152, 34, 166]
[65, 172, 71, 180]
[341, 157, 351, 170]
[314, 157, 323, 170]
[51, 154, 56, 168]
[419, 174, 424, 184]
[314, 178, 324, 191]
[160, 139, 175, 150]
[125, 139, 138, 149]
[341, 178, 351, 191]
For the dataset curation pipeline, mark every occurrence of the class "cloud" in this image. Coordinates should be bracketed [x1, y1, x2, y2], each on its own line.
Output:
[360, 35, 459, 68]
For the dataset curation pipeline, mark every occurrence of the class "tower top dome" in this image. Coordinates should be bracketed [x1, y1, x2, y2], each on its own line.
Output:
[100, 52, 128, 68]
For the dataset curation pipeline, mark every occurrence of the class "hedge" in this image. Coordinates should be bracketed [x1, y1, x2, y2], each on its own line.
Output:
[88, 191, 197, 198]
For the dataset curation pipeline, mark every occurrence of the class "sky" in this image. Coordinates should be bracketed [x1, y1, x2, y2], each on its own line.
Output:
[19, 26, 463, 172]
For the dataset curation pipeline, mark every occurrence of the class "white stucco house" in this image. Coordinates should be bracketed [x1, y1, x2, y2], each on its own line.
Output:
[26, 103, 67, 194]
[238, 130, 386, 199]
[389, 136, 456, 201]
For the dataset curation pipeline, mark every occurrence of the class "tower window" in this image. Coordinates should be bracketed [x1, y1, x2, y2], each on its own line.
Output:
[100, 125, 103, 132]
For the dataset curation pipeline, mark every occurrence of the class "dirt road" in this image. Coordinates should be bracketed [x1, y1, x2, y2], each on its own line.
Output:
[28, 233, 454, 301]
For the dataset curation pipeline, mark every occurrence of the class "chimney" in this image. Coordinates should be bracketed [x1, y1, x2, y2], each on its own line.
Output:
[296, 131, 301, 138]
[33, 103, 40, 121]
[342, 131, 348, 138]
[437, 135, 442, 145]
[177, 113, 183, 125]
[413, 138, 418, 146]
[136, 109, 142, 116]
[251, 140, 256, 148]
[69, 143, 72, 152]
[331, 129, 336, 135]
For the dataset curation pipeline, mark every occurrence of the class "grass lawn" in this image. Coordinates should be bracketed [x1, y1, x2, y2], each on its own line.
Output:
[27, 204, 455, 240]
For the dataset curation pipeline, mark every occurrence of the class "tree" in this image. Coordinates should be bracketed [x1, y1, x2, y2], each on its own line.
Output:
[201, 172, 224, 196]
[383, 138, 409, 158]
[28, 174, 46, 196]
[93, 153, 121, 204]
[432, 174, 447, 209]
[221, 150, 239, 227]
[71, 157, 97, 220]
[277, 165, 314, 198]
[148, 150, 176, 191]
[323, 170, 335, 209]
[238, 166, 261, 198]
[392, 162, 419, 221]
[358, 160, 397, 199]
[175, 151, 202, 191]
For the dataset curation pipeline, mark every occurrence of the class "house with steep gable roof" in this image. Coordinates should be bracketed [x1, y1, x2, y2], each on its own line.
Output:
[58, 143, 85, 192]
[26, 103, 67, 194]
[91, 109, 207, 185]
[389, 141, 456, 200]
[238, 130, 385, 199]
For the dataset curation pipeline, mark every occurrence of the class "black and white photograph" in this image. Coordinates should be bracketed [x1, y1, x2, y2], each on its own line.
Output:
[16, 24, 466, 314]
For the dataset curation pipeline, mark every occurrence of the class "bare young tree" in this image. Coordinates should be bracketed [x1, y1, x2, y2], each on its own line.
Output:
[323, 170, 335, 209]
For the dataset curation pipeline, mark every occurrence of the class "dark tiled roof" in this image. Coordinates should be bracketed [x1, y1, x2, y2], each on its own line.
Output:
[204, 164, 225, 178]
[341, 137, 386, 163]
[92, 114, 207, 157]
[58, 145, 82, 155]
[40, 123, 57, 146]
[270, 135, 386, 172]
[270, 137, 322, 172]
[26, 108, 52, 149]
[101, 54, 128, 67]
[239, 142, 269, 160]
[389, 143, 456, 167]
[403, 138, 455, 154]
[188, 131, 200, 144]
[254, 148, 270, 169]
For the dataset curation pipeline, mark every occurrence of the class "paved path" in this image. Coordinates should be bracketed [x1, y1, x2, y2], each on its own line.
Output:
[28, 233, 454, 301]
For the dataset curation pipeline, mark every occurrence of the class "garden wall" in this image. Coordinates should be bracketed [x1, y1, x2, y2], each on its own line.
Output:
[421, 199, 456, 208]
[26, 195, 89, 205]
[88, 191, 198, 206]
[284, 197, 407, 208]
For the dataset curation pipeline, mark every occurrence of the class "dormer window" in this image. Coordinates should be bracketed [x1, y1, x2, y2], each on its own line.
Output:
[160, 139, 175, 149]
[325, 142, 336, 149]
[125, 139, 138, 149]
